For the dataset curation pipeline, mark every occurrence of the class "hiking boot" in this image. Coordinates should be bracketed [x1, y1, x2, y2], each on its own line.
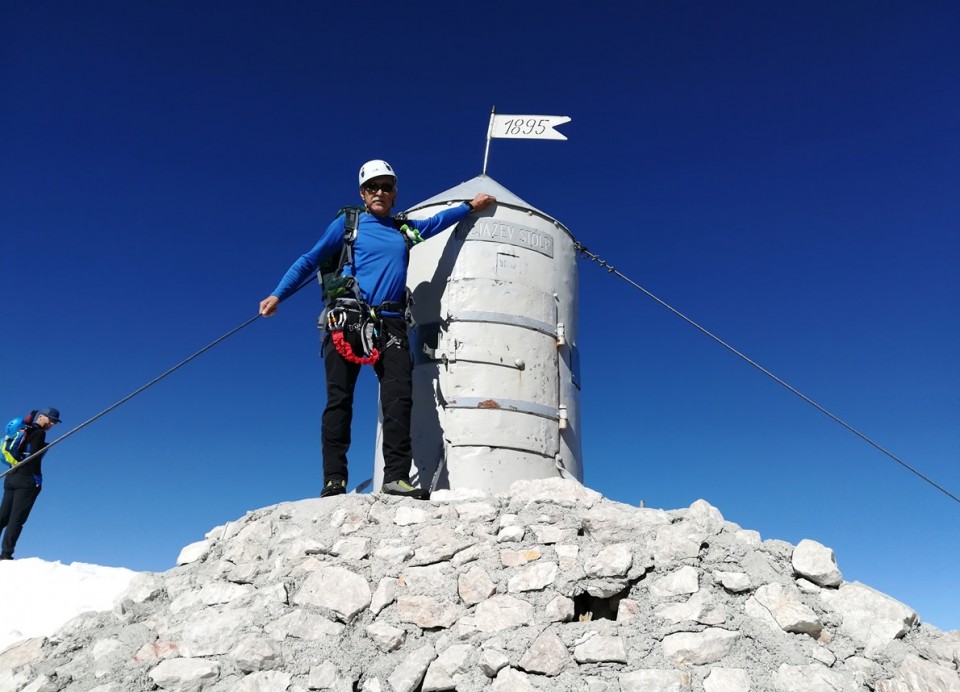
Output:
[0, 555, 12, 561]
[382, 479, 427, 499]
[320, 479, 346, 498]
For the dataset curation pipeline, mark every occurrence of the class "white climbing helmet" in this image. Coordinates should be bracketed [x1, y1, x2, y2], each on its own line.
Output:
[358, 159, 397, 186]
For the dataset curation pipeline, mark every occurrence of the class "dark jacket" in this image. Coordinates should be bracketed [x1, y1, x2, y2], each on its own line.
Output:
[4, 425, 46, 489]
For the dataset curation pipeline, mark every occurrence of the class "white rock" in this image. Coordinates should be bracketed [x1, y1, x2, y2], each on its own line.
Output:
[507, 562, 558, 592]
[584, 544, 633, 578]
[230, 636, 281, 672]
[617, 598, 640, 622]
[401, 564, 455, 597]
[387, 644, 436, 692]
[531, 524, 577, 544]
[583, 677, 614, 692]
[555, 544, 579, 570]
[819, 582, 918, 653]
[661, 628, 740, 665]
[422, 644, 477, 691]
[770, 663, 856, 691]
[396, 595, 460, 629]
[234, 670, 292, 692]
[370, 577, 397, 615]
[292, 565, 371, 621]
[479, 648, 510, 677]
[519, 628, 570, 676]
[651, 522, 705, 564]
[178, 608, 249, 656]
[874, 653, 960, 691]
[656, 590, 715, 624]
[496, 525, 525, 543]
[573, 634, 627, 663]
[649, 565, 700, 599]
[454, 501, 499, 522]
[490, 666, 538, 691]
[507, 477, 603, 509]
[703, 667, 751, 692]
[394, 506, 429, 526]
[307, 662, 341, 690]
[176, 540, 210, 566]
[546, 595, 575, 622]
[331, 536, 370, 560]
[412, 525, 473, 564]
[684, 500, 726, 535]
[429, 488, 490, 503]
[458, 565, 496, 604]
[500, 547, 541, 566]
[713, 570, 751, 593]
[791, 539, 842, 587]
[365, 622, 406, 652]
[264, 610, 343, 640]
[620, 669, 692, 691]
[149, 658, 219, 690]
[472, 595, 535, 632]
[583, 503, 669, 543]
[374, 543, 415, 563]
[751, 583, 822, 636]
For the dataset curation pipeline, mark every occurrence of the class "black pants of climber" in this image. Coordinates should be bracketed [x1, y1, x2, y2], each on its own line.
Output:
[0, 477, 41, 558]
[322, 315, 413, 487]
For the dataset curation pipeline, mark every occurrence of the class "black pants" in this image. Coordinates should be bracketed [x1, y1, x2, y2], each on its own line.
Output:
[0, 478, 41, 558]
[322, 315, 413, 486]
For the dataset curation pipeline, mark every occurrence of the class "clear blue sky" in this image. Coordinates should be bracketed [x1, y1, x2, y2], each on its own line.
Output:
[2, 3, 958, 629]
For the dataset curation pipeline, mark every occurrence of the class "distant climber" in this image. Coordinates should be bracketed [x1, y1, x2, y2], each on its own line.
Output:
[259, 160, 495, 498]
[1, 407, 61, 560]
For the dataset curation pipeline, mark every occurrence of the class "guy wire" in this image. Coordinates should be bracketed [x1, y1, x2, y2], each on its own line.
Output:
[573, 241, 959, 506]
[2, 278, 316, 480]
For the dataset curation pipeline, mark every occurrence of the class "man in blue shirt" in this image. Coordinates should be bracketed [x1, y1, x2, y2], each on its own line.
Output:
[259, 160, 495, 498]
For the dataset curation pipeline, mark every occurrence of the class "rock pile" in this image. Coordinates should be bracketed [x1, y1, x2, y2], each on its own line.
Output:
[2, 478, 958, 691]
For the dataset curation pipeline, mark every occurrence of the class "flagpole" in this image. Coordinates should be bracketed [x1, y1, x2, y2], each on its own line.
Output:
[482, 105, 496, 175]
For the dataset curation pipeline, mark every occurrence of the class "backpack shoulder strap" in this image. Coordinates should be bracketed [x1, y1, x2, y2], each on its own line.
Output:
[392, 212, 423, 247]
[318, 207, 367, 303]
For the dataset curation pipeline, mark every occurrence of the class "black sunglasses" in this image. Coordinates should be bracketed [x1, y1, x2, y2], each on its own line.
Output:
[362, 181, 396, 193]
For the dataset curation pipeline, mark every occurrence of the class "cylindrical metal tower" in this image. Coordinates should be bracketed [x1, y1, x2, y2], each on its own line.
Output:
[374, 175, 582, 493]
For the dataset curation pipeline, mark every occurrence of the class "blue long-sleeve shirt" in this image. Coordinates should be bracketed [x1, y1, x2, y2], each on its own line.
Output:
[271, 203, 472, 307]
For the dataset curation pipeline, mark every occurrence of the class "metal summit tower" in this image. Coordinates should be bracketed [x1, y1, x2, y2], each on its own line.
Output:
[374, 174, 583, 493]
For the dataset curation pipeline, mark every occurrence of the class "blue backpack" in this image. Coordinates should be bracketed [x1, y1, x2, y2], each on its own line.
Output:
[2, 411, 36, 469]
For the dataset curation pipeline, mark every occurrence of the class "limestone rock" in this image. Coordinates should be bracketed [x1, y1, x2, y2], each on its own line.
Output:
[422, 644, 476, 691]
[662, 628, 740, 665]
[2, 483, 950, 692]
[820, 582, 919, 653]
[573, 633, 627, 663]
[473, 594, 534, 632]
[292, 565, 371, 621]
[387, 643, 435, 692]
[703, 667, 751, 691]
[792, 539, 842, 587]
[749, 582, 822, 636]
[874, 653, 960, 691]
[458, 565, 496, 604]
[519, 627, 570, 676]
[620, 669, 692, 691]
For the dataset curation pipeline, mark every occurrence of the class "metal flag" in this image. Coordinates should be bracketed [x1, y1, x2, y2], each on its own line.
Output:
[490, 114, 571, 140]
[482, 106, 571, 174]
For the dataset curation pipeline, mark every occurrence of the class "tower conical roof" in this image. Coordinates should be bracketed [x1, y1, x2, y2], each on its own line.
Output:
[407, 175, 553, 221]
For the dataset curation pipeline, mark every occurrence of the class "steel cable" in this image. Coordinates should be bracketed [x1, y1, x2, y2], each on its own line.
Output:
[574, 241, 960, 506]
[2, 278, 316, 480]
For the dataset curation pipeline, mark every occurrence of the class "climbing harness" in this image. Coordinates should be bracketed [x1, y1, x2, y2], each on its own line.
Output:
[318, 207, 422, 366]
[326, 298, 381, 365]
[573, 240, 960, 507]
